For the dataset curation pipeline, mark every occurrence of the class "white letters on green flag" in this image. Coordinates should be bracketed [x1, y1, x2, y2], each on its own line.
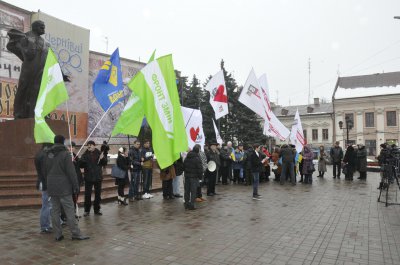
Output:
[128, 54, 188, 169]
[111, 92, 144, 137]
[34, 48, 69, 143]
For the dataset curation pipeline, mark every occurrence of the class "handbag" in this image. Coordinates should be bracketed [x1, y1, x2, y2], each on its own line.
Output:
[111, 164, 126, 179]
[342, 164, 348, 175]
[308, 163, 315, 173]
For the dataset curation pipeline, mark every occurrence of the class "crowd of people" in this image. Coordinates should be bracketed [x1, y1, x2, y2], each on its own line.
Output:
[35, 135, 376, 241]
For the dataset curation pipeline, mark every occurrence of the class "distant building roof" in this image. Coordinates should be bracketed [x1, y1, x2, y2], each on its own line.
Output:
[273, 100, 333, 117]
[333, 71, 400, 100]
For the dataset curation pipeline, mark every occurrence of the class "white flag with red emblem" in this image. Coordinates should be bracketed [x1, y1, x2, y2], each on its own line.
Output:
[205, 70, 228, 120]
[238, 68, 268, 119]
[181, 106, 205, 150]
[212, 119, 223, 145]
[258, 74, 290, 141]
[290, 109, 306, 153]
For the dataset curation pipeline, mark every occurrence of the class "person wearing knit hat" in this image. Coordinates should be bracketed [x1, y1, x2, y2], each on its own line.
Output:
[44, 135, 89, 241]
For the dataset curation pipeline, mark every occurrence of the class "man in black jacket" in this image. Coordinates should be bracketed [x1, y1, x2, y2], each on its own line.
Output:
[250, 144, 263, 200]
[128, 140, 142, 201]
[35, 143, 53, 233]
[80, 140, 108, 216]
[45, 135, 89, 241]
[206, 141, 220, 196]
[184, 145, 203, 210]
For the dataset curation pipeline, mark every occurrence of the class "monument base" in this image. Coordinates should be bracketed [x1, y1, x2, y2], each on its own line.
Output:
[0, 118, 69, 172]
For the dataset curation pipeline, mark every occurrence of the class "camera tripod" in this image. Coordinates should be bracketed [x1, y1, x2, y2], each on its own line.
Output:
[377, 162, 400, 207]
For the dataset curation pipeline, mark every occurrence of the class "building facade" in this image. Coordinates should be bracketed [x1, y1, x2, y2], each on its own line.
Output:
[333, 71, 400, 157]
[272, 98, 334, 149]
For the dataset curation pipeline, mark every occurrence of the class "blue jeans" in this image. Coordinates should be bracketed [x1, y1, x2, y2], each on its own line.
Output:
[252, 172, 259, 196]
[128, 171, 141, 198]
[173, 174, 182, 195]
[142, 168, 152, 193]
[40, 191, 52, 230]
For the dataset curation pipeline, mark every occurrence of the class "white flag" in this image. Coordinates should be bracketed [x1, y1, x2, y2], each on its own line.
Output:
[258, 74, 290, 140]
[290, 109, 306, 153]
[212, 119, 223, 145]
[181, 106, 205, 150]
[238, 68, 268, 119]
[205, 70, 228, 120]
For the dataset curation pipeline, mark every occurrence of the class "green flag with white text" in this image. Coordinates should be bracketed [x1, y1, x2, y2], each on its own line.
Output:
[34, 49, 69, 143]
[128, 54, 187, 169]
[111, 92, 144, 137]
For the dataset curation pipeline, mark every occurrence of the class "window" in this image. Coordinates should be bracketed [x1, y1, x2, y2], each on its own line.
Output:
[365, 140, 376, 156]
[322, 129, 328, 140]
[386, 111, 397, 126]
[365, 112, 374, 127]
[303, 130, 307, 142]
[312, 129, 318, 141]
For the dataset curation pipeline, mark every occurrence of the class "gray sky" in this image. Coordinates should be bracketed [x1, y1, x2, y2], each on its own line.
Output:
[6, 0, 400, 106]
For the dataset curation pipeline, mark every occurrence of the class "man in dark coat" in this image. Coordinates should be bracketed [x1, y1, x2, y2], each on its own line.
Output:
[45, 135, 89, 241]
[206, 141, 220, 196]
[357, 144, 368, 180]
[35, 143, 53, 233]
[250, 144, 263, 200]
[330, 141, 344, 179]
[280, 144, 296, 185]
[219, 144, 231, 185]
[184, 145, 203, 210]
[80, 140, 108, 216]
[128, 140, 142, 201]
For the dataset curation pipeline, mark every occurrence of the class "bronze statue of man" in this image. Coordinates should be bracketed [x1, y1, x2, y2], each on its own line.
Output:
[6, 20, 50, 119]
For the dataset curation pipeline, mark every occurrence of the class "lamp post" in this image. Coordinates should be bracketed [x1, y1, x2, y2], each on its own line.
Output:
[338, 116, 353, 147]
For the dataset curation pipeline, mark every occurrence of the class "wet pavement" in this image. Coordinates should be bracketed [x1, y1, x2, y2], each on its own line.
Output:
[1, 167, 400, 265]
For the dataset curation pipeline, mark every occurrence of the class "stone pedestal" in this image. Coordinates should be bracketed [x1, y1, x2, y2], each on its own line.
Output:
[0, 118, 69, 172]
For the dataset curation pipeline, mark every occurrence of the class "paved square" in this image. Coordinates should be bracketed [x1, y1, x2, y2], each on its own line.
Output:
[1, 167, 400, 265]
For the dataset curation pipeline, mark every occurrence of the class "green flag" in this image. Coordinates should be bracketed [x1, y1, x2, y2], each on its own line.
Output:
[148, 49, 156, 63]
[111, 92, 144, 137]
[128, 54, 188, 169]
[34, 48, 69, 143]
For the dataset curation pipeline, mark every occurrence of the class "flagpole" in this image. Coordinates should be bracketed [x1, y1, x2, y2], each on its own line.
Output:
[76, 102, 114, 157]
[65, 100, 73, 158]
[184, 109, 195, 128]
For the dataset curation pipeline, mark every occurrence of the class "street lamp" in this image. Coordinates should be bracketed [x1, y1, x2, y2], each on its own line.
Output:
[338, 116, 353, 146]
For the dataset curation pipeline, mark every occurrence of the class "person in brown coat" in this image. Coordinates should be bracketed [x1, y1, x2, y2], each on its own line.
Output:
[160, 164, 176, 200]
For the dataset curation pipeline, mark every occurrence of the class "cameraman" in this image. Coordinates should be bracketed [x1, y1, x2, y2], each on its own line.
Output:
[377, 143, 388, 189]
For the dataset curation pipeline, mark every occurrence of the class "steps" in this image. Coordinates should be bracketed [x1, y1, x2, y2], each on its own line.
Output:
[0, 166, 162, 209]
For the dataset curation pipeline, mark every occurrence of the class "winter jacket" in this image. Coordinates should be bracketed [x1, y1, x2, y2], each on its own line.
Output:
[128, 147, 142, 171]
[233, 150, 244, 170]
[184, 151, 203, 179]
[35, 146, 50, 191]
[44, 144, 79, 197]
[199, 151, 208, 172]
[141, 147, 154, 169]
[357, 147, 367, 172]
[250, 150, 263, 173]
[318, 150, 327, 172]
[330, 146, 343, 163]
[174, 156, 184, 176]
[80, 148, 107, 182]
[302, 146, 314, 175]
[160, 165, 176, 181]
[280, 145, 296, 163]
[219, 148, 230, 168]
[343, 146, 357, 171]
[206, 150, 220, 170]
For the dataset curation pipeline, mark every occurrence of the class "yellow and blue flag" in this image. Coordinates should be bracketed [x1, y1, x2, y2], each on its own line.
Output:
[93, 48, 124, 111]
